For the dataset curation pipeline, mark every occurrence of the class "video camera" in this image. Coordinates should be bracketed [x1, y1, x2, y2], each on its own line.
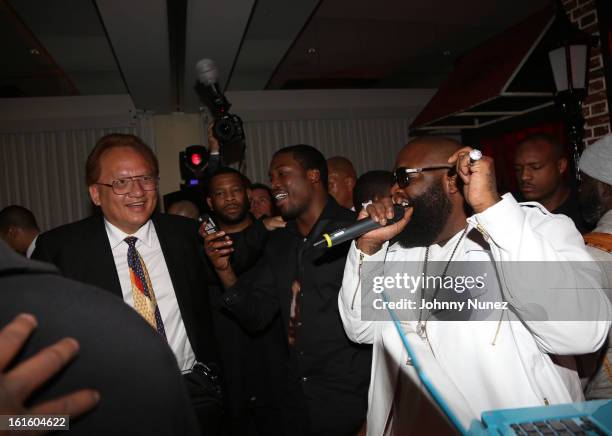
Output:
[195, 59, 245, 164]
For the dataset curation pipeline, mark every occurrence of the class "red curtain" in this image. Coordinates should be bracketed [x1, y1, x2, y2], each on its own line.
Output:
[478, 121, 566, 195]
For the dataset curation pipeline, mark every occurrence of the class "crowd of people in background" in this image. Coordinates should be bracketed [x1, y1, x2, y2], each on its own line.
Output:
[1, 131, 611, 436]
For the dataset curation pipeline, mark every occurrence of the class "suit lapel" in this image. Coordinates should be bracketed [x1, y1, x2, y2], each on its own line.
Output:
[90, 216, 123, 298]
[152, 215, 194, 327]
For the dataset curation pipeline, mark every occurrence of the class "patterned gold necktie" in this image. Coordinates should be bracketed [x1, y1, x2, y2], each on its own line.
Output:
[125, 236, 166, 338]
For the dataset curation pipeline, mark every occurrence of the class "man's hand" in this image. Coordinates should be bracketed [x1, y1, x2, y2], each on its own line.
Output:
[262, 216, 286, 231]
[356, 197, 412, 255]
[202, 231, 234, 271]
[0, 314, 99, 435]
[448, 147, 501, 214]
[207, 122, 220, 154]
[202, 231, 239, 289]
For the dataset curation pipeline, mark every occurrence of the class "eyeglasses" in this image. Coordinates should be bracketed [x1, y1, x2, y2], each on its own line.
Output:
[393, 166, 453, 188]
[96, 175, 159, 195]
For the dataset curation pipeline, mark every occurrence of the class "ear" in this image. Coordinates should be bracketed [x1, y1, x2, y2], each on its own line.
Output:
[446, 173, 460, 195]
[206, 197, 213, 210]
[89, 185, 101, 206]
[345, 177, 356, 192]
[558, 157, 568, 174]
[7, 226, 18, 241]
[306, 168, 321, 185]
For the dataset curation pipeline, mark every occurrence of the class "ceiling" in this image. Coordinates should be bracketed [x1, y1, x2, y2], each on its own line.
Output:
[0, 0, 549, 113]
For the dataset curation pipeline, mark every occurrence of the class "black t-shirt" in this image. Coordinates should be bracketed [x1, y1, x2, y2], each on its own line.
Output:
[553, 190, 592, 234]
[221, 197, 371, 434]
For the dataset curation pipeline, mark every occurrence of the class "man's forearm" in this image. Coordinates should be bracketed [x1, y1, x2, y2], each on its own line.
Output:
[217, 265, 237, 289]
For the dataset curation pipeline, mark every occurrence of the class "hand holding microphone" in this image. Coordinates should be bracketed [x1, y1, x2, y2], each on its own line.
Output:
[355, 197, 413, 255]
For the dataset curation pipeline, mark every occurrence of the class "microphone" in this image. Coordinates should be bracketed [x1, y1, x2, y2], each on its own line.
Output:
[195, 58, 224, 99]
[196, 59, 219, 86]
[312, 203, 409, 250]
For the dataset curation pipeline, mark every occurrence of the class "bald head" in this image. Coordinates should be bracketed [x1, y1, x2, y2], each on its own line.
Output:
[396, 137, 463, 169]
[167, 200, 199, 220]
[327, 156, 357, 179]
[516, 133, 564, 159]
[513, 134, 568, 207]
[327, 156, 357, 209]
[391, 137, 468, 248]
[0, 205, 39, 255]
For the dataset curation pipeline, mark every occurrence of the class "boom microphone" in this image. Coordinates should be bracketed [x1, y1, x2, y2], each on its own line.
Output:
[194, 58, 246, 164]
[312, 203, 409, 250]
[195, 58, 219, 85]
[195, 58, 225, 102]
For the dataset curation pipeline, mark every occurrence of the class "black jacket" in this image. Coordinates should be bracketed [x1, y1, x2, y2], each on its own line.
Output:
[221, 197, 371, 434]
[204, 218, 286, 435]
[32, 213, 219, 366]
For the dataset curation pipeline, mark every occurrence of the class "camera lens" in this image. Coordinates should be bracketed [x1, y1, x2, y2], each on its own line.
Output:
[214, 117, 236, 142]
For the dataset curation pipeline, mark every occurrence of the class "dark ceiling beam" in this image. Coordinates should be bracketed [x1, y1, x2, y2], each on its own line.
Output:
[4, 0, 79, 95]
[229, 0, 321, 91]
[96, 0, 172, 112]
[167, 0, 187, 112]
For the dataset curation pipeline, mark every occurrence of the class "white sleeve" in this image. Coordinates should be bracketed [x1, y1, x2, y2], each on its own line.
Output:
[470, 193, 612, 354]
[338, 241, 388, 344]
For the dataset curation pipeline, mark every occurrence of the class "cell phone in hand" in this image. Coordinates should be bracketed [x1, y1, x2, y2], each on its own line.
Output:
[198, 213, 219, 235]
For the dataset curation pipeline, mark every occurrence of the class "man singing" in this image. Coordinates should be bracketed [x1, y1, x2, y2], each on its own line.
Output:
[338, 137, 611, 434]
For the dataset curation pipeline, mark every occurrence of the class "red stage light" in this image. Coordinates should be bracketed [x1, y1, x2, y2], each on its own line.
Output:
[191, 153, 202, 166]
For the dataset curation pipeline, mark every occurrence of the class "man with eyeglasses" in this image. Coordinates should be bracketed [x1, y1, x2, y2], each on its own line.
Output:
[338, 136, 611, 434]
[32, 134, 222, 435]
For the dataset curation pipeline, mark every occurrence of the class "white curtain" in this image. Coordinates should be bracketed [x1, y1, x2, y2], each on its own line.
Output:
[0, 128, 130, 232]
[0, 110, 156, 232]
[242, 118, 412, 184]
[134, 110, 157, 152]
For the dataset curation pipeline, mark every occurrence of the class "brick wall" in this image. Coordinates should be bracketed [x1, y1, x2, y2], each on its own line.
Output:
[562, 0, 611, 144]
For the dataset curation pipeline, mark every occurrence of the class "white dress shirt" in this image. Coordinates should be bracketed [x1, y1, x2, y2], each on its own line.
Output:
[25, 234, 38, 258]
[104, 219, 196, 371]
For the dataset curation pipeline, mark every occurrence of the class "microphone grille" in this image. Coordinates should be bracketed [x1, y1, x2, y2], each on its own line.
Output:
[195, 58, 218, 85]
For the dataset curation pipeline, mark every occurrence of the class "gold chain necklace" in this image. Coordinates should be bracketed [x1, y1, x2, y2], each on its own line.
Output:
[415, 225, 469, 340]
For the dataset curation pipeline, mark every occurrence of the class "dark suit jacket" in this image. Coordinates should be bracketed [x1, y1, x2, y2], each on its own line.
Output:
[0, 240, 199, 436]
[32, 213, 218, 365]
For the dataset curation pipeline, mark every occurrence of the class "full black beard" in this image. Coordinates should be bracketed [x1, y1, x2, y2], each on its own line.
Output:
[396, 178, 452, 248]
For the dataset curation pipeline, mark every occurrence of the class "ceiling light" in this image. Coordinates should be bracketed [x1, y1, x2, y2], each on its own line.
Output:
[307, 47, 317, 54]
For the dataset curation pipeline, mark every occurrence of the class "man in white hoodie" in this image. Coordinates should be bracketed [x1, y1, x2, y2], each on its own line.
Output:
[338, 136, 611, 434]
